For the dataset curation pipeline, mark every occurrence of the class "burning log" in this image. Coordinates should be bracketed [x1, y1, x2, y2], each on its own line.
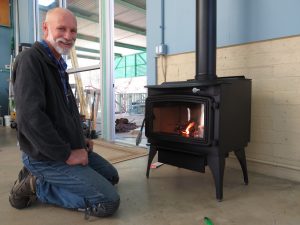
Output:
[175, 120, 204, 138]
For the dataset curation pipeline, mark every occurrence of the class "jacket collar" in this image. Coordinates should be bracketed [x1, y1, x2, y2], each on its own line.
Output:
[39, 40, 68, 71]
[32, 41, 59, 68]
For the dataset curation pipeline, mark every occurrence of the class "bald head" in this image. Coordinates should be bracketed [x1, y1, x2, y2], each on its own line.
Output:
[45, 7, 76, 24]
[43, 7, 77, 58]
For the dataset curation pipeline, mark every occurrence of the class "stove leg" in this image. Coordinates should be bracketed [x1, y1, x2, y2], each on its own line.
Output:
[146, 145, 157, 178]
[207, 154, 225, 201]
[234, 149, 249, 185]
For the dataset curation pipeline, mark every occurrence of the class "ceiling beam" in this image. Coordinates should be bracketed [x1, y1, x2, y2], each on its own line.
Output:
[40, 6, 145, 36]
[67, 6, 146, 36]
[115, 42, 146, 51]
[40, 5, 146, 52]
[77, 33, 99, 42]
[115, 20, 146, 36]
[75, 46, 99, 54]
[75, 46, 122, 57]
[77, 33, 146, 51]
[67, 6, 98, 22]
[76, 54, 100, 60]
[115, 0, 146, 14]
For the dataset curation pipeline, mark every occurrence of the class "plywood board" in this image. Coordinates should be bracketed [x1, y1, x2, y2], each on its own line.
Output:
[93, 139, 148, 164]
[0, 0, 10, 27]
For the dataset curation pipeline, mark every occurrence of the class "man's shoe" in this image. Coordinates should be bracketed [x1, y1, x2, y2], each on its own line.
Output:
[9, 167, 37, 209]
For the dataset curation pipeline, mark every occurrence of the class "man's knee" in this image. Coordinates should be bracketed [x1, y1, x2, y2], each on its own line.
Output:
[109, 174, 119, 185]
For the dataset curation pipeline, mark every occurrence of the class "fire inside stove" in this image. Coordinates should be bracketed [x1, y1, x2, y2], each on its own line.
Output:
[152, 102, 205, 139]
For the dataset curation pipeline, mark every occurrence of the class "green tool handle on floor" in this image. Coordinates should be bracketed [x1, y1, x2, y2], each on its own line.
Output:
[204, 217, 214, 225]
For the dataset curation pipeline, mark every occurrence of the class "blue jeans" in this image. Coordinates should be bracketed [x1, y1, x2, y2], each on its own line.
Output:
[22, 151, 120, 215]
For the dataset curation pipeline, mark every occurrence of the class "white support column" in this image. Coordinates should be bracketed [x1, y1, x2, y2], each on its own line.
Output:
[33, 0, 38, 41]
[61, 0, 66, 8]
[99, 0, 115, 141]
[13, 0, 20, 55]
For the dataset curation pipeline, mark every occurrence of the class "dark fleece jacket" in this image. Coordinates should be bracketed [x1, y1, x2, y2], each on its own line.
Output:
[12, 41, 86, 162]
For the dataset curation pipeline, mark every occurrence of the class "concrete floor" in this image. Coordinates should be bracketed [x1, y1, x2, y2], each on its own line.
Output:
[0, 127, 300, 225]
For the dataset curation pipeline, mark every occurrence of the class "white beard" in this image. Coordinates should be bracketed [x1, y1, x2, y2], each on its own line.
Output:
[46, 29, 74, 55]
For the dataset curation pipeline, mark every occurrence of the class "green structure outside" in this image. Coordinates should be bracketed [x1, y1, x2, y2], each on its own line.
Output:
[114, 52, 146, 78]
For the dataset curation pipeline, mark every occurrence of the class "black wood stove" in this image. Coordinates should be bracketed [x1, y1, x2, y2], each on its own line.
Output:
[145, 0, 251, 201]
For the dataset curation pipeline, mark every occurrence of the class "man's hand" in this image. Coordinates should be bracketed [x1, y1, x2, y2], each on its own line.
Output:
[65, 149, 88, 166]
[86, 139, 94, 152]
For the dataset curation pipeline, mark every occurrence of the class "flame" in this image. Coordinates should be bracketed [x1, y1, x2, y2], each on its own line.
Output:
[181, 122, 195, 136]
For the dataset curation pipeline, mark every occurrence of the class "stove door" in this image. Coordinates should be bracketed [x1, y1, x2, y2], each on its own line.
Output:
[145, 95, 213, 146]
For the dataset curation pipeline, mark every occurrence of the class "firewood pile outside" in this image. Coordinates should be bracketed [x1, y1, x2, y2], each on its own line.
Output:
[115, 118, 138, 133]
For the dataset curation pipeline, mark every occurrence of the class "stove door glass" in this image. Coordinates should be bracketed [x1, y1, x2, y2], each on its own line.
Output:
[152, 101, 205, 139]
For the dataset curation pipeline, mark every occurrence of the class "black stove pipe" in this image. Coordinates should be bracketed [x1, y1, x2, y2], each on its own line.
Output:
[195, 0, 217, 80]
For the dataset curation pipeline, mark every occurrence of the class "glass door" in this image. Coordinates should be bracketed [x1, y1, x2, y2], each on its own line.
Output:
[66, 0, 102, 138]
[36, 0, 103, 139]
[152, 101, 205, 139]
[146, 96, 212, 145]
